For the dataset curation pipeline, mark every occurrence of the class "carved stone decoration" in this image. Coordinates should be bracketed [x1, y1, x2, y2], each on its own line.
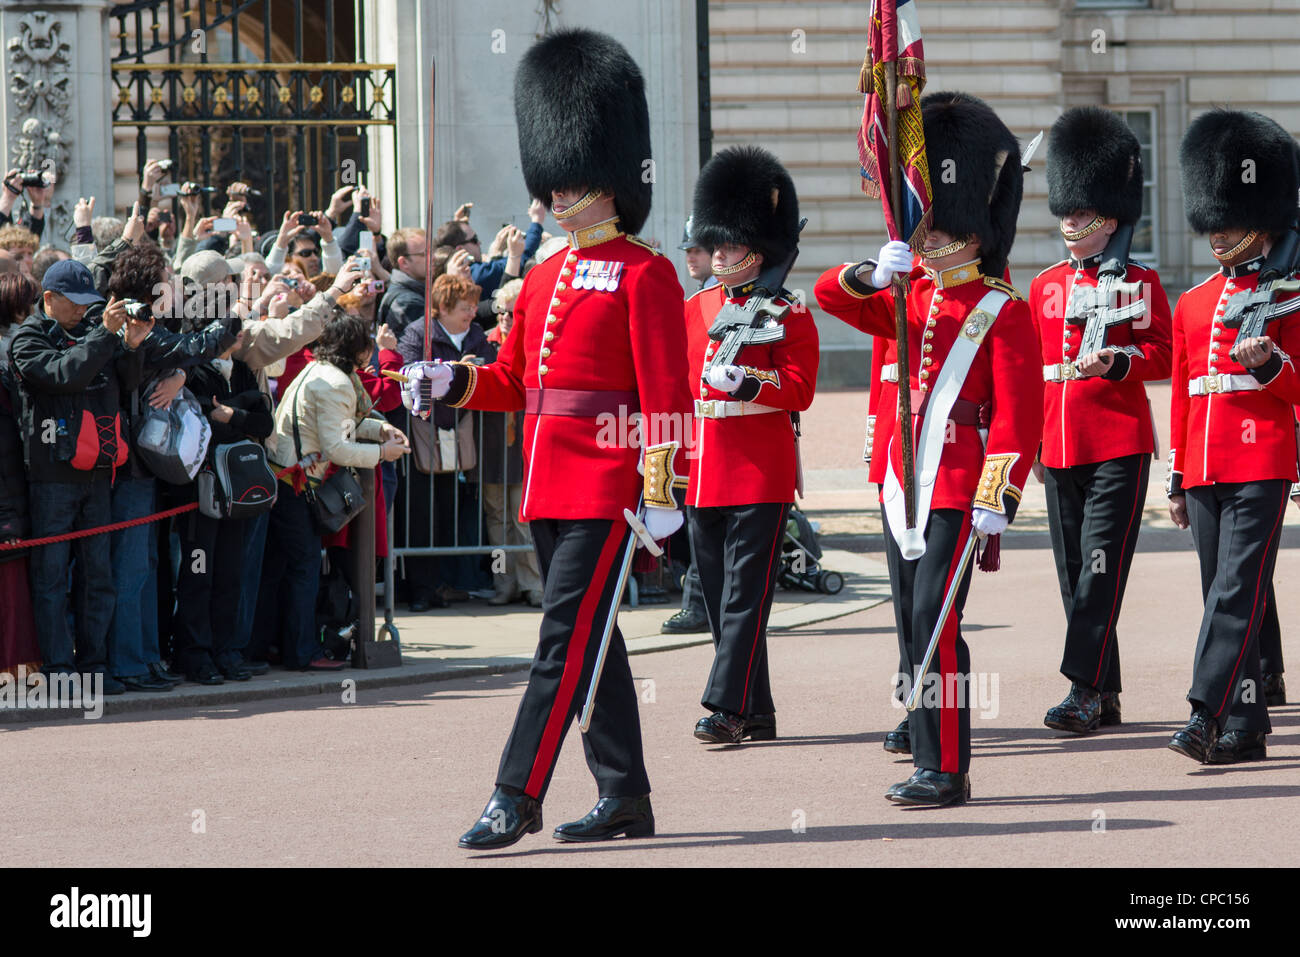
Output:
[7, 10, 75, 237]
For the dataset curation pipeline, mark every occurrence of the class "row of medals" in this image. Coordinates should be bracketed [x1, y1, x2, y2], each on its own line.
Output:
[572, 260, 624, 292]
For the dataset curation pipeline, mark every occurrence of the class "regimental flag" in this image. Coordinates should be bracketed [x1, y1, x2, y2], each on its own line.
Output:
[858, 0, 932, 249]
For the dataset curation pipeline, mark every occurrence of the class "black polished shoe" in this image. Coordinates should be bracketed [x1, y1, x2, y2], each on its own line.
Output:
[1099, 691, 1122, 726]
[884, 717, 911, 754]
[1209, 730, 1267, 764]
[887, 768, 971, 807]
[118, 673, 173, 693]
[186, 667, 225, 686]
[553, 795, 654, 843]
[1044, 682, 1103, 734]
[238, 658, 270, 676]
[1263, 673, 1286, 707]
[660, 608, 710, 634]
[885, 768, 921, 799]
[694, 711, 776, 744]
[218, 663, 252, 682]
[148, 662, 183, 685]
[1168, 709, 1219, 764]
[457, 786, 543, 850]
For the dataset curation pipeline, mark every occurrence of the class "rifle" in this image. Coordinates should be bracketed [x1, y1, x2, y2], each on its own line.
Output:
[1065, 222, 1148, 360]
[701, 220, 807, 377]
[1222, 221, 1300, 360]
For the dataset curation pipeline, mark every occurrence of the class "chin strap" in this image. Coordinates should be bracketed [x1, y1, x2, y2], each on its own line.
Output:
[1213, 230, 1259, 262]
[713, 251, 758, 276]
[919, 237, 968, 259]
[1060, 215, 1106, 242]
[552, 188, 605, 221]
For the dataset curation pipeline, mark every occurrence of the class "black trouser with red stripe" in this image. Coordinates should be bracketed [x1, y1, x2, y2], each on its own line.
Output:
[1259, 583, 1285, 676]
[688, 502, 790, 717]
[1185, 480, 1288, 734]
[1044, 453, 1151, 694]
[496, 518, 649, 802]
[882, 507, 975, 774]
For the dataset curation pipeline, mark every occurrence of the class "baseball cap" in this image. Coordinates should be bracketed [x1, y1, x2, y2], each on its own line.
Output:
[41, 259, 105, 305]
[180, 250, 240, 287]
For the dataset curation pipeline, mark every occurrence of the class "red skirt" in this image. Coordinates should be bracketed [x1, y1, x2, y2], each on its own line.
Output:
[0, 559, 41, 677]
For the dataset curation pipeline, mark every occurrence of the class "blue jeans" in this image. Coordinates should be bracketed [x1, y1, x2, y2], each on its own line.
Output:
[108, 476, 157, 677]
[250, 486, 321, 668]
[233, 508, 271, 657]
[28, 480, 115, 674]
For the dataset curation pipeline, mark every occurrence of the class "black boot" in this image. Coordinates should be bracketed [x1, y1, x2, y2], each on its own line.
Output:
[661, 608, 710, 634]
[887, 769, 970, 807]
[884, 717, 911, 754]
[694, 711, 776, 744]
[1099, 691, 1122, 726]
[553, 796, 654, 842]
[1044, 682, 1103, 734]
[457, 786, 543, 850]
[1263, 673, 1286, 707]
[1168, 708, 1220, 764]
[1209, 730, 1267, 764]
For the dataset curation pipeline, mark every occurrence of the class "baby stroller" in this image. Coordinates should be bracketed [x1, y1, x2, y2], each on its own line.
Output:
[778, 506, 844, 594]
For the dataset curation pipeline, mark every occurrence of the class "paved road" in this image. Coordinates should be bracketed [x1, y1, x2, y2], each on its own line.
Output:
[5, 527, 1296, 868]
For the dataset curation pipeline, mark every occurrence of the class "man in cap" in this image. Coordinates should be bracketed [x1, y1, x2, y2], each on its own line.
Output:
[7, 260, 154, 694]
[816, 92, 1043, 806]
[1031, 107, 1173, 735]
[409, 29, 693, 849]
[684, 145, 819, 745]
[1165, 109, 1300, 764]
[661, 215, 717, 637]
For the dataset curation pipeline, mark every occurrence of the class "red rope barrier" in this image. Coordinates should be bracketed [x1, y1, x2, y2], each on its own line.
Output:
[0, 503, 199, 551]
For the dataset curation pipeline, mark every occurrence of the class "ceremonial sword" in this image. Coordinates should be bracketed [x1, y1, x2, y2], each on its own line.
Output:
[578, 500, 663, 733]
[904, 529, 985, 712]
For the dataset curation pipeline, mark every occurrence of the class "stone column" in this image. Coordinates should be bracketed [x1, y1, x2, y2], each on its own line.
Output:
[1, 0, 115, 245]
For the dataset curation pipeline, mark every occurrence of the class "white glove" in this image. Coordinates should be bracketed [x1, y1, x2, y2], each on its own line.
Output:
[971, 507, 1008, 537]
[871, 240, 914, 288]
[400, 361, 452, 418]
[642, 507, 684, 543]
[705, 364, 744, 394]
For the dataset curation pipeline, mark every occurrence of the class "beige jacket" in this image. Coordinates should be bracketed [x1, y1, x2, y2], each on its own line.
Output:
[268, 359, 385, 480]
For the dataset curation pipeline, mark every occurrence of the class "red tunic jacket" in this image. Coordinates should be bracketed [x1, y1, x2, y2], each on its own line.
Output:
[1169, 264, 1300, 491]
[685, 283, 819, 507]
[1030, 258, 1172, 468]
[446, 231, 693, 520]
[815, 261, 1043, 518]
[866, 335, 897, 485]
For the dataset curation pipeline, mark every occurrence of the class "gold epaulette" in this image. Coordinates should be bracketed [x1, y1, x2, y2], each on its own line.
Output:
[626, 235, 663, 256]
[982, 276, 1023, 301]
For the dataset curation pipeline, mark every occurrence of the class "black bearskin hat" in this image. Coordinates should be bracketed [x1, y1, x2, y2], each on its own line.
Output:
[1180, 108, 1299, 235]
[921, 91, 1023, 278]
[514, 29, 653, 234]
[1047, 106, 1144, 225]
[690, 145, 801, 264]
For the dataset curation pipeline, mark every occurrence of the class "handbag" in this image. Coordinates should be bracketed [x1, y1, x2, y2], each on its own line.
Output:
[132, 384, 212, 485]
[408, 315, 478, 474]
[290, 366, 368, 535]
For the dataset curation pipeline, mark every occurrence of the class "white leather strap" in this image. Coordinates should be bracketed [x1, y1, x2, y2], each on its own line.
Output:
[694, 398, 783, 419]
[883, 288, 1008, 559]
[881, 362, 899, 383]
[1187, 374, 1261, 396]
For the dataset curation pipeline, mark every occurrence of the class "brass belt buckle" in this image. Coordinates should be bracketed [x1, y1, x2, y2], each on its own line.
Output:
[1204, 375, 1220, 394]
[696, 399, 716, 418]
[1061, 362, 1077, 381]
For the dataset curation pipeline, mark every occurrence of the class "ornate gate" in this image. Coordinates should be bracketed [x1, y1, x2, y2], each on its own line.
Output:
[109, 0, 396, 233]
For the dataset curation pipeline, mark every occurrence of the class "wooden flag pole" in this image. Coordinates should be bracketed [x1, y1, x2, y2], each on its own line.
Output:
[884, 61, 916, 529]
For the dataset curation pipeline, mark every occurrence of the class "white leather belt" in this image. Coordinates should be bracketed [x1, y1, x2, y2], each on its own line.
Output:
[881, 362, 899, 383]
[1043, 362, 1084, 382]
[1187, 374, 1261, 396]
[694, 398, 783, 419]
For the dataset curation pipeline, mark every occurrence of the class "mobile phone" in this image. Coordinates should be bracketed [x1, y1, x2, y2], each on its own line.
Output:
[297, 213, 318, 227]
[357, 231, 374, 252]
[156, 211, 172, 224]
[365, 279, 385, 295]
[359, 196, 370, 217]
[159, 183, 181, 197]
[213, 217, 238, 232]
[357, 254, 371, 273]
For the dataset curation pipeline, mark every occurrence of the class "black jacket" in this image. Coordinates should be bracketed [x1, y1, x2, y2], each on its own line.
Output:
[0, 361, 28, 560]
[185, 359, 273, 448]
[377, 270, 425, 340]
[7, 307, 145, 484]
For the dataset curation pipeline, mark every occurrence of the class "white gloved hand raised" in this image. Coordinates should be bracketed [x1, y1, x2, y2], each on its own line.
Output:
[705, 364, 745, 394]
[971, 507, 1009, 537]
[642, 506, 684, 543]
[400, 361, 453, 419]
[870, 240, 914, 289]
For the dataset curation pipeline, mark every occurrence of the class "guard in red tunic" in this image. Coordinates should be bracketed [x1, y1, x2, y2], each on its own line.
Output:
[1165, 109, 1300, 764]
[1031, 107, 1173, 734]
[816, 92, 1043, 806]
[410, 30, 693, 848]
[683, 146, 819, 745]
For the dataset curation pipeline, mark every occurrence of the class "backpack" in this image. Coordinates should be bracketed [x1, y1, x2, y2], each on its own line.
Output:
[133, 386, 212, 485]
[197, 440, 277, 520]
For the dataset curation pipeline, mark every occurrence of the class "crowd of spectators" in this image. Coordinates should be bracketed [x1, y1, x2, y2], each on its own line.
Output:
[0, 161, 559, 693]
